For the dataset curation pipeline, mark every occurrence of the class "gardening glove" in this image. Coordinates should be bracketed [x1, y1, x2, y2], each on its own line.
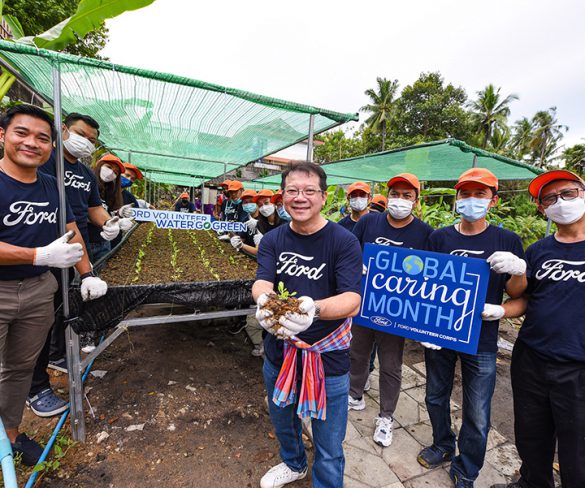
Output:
[100, 217, 120, 241]
[230, 235, 243, 250]
[218, 234, 230, 242]
[245, 218, 258, 232]
[34, 230, 83, 268]
[80, 276, 108, 301]
[118, 218, 134, 231]
[116, 203, 134, 218]
[362, 264, 367, 275]
[486, 251, 526, 276]
[481, 303, 505, 321]
[420, 342, 442, 350]
[256, 292, 276, 333]
[278, 296, 316, 338]
[253, 232, 263, 247]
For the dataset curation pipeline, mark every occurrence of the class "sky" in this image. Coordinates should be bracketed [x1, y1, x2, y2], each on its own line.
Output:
[102, 0, 585, 149]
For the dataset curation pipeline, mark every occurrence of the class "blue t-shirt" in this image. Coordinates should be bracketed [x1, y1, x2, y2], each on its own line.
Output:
[428, 225, 525, 353]
[38, 149, 101, 246]
[175, 201, 196, 213]
[122, 189, 139, 207]
[256, 221, 363, 376]
[338, 215, 358, 232]
[1, 171, 75, 281]
[223, 200, 249, 223]
[519, 236, 585, 362]
[353, 212, 434, 250]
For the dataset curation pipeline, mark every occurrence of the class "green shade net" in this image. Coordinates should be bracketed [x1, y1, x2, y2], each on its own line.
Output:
[0, 41, 358, 180]
[146, 171, 204, 187]
[253, 139, 543, 187]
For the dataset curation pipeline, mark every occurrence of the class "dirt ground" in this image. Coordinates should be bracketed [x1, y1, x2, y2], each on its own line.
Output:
[12, 313, 522, 488]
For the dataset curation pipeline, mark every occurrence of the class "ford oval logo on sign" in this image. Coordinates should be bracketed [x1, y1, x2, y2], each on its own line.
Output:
[371, 316, 391, 327]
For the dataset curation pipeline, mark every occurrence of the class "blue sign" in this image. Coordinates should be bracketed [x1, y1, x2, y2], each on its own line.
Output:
[355, 244, 490, 354]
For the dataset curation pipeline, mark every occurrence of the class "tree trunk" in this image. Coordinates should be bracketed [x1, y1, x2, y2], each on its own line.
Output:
[381, 120, 386, 151]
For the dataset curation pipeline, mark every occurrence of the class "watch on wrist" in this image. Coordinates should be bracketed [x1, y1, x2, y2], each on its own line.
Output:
[80, 271, 97, 280]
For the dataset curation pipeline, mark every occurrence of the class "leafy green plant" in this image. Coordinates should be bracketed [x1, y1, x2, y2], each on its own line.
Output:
[277, 281, 297, 300]
[32, 433, 75, 481]
[321, 185, 346, 222]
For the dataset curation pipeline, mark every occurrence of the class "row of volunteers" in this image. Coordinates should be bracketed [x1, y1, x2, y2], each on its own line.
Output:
[252, 162, 584, 488]
[0, 105, 147, 465]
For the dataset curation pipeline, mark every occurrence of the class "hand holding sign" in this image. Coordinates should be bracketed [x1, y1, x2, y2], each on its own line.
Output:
[481, 304, 505, 321]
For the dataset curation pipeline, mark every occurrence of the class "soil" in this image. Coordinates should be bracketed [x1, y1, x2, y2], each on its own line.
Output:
[262, 294, 302, 334]
[100, 224, 257, 286]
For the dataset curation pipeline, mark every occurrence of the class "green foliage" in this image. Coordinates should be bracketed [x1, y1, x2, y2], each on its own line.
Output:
[321, 185, 346, 221]
[361, 77, 399, 150]
[563, 144, 585, 176]
[31, 433, 75, 478]
[277, 281, 296, 300]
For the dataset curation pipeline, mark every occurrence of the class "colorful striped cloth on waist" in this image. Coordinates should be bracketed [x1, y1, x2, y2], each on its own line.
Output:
[272, 318, 352, 420]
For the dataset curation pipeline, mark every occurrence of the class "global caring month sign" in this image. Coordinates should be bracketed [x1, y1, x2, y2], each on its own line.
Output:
[355, 244, 490, 354]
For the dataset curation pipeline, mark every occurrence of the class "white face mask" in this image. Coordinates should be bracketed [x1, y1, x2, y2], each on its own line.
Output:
[387, 198, 414, 220]
[100, 165, 117, 183]
[544, 197, 585, 225]
[349, 197, 369, 212]
[63, 131, 96, 159]
[259, 203, 275, 217]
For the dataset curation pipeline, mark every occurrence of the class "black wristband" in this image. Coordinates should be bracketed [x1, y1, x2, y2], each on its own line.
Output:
[80, 271, 96, 280]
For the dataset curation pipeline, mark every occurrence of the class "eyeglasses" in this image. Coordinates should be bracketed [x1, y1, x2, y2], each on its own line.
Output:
[283, 187, 323, 198]
[540, 187, 583, 206]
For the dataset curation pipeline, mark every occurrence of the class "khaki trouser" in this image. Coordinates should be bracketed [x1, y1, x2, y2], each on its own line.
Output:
[0, 271, 58, 428]
[349, 323, 405, 418]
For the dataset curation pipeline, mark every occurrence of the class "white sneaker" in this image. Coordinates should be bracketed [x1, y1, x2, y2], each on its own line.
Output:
[348, 395, 366, 411]
[373, 416, 394, 447]
[260, 462, 307, 488]
[364, 376, 371, 392]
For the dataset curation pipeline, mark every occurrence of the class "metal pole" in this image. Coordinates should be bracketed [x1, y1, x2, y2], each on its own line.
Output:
[307, 115, 315, 162]
[53, 64, 85, 442]
[223, 163, 227, 180]
[472, 154, 478, 168]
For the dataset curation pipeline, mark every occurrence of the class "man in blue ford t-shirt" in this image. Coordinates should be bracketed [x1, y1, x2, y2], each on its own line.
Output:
[0, 105, 107, 466]
[418, 168, 527, 488]
[253, 162, 362, 488]
[490, 170, 585, 488]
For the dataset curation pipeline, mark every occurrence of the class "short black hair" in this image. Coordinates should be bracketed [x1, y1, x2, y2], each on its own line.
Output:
[281, 162, 327, 191]
[64, 112, 100, 136]
[0, 104, 55, 140]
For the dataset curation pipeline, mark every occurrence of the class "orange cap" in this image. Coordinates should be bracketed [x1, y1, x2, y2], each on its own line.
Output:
[123, 162, 143, 180]
[254, 189, 274, 202]
[455, 168, 498, 191]
[180, 192, 189, 199]
[227, 180, 244, 192]
[270, 190, 283, 204]
[371, 194, 388, 207]
[241, 189, 257, 200]
[347, 181, 371, 196]
[219, 179, 232, 188]
[528, 170, 584, 200]
[98, 153, 125, 175]
[387, 173, 421, 192]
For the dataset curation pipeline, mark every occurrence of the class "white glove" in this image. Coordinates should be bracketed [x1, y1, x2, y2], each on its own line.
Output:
[100, 217, 120, 241]
[481, 303, 505, 321]
[421, 342, 442, 350]
[256, 292, 276, 333]
[253, 232, 263, 247]
[245, 218, 258, 232]
[277, 296, 316, 338]
[218, 234, 230, 241]
[230, 235, 243, 250]
[80, 276, 108, 301]
[34, 231, 83, 268]
[486, 251, 526, 276]
[117, 204, 134, 218]
[362, 264, 367, 275]
[118, 218, 134, 231]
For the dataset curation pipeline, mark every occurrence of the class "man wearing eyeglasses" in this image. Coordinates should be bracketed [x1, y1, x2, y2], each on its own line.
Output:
[491, 170, 585, 488]
[253, 162, 362, 488]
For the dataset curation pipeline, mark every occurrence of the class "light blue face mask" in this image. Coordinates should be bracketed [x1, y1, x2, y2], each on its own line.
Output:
[242, 203, 257, 213]
[277, 206, 291, 221]
[456, 197, 491, 222]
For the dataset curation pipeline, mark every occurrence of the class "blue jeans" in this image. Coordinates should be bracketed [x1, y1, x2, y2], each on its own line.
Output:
[424, 349, 497, 482]
[263, 359, 349, 488]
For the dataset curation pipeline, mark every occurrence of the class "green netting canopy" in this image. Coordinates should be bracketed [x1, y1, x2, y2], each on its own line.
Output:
[146, 171, 204, 187]
[0, 40, 358, 180]
[253, 139, 543, 187]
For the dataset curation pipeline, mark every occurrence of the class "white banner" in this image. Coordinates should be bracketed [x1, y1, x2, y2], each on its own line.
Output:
[130, 208, 247, 232]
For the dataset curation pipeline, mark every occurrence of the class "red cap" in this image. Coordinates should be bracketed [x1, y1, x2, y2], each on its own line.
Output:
[270, 190, 283, 204]
[219, 179, 232, 188]
[180, 192, 189, 199]
[98, 154, 125, 175]
[254, 189, 274, 202]
[455, 168, 498, 191]
[241, 189, 257, 200]
[227, 180, 244, 192]
[387, 173, 421, 192]
[123, 162, 143, 180]
[371, 194, 388, 207]
[347, 181, 371, 196]
[528, 170, 584, 200]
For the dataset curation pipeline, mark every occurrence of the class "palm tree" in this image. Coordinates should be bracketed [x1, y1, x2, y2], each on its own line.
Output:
[510, 117, 533, 160]
[529, 107, 568, 167]
[468, 84, 518, 148]
[361, 78, 399, 151]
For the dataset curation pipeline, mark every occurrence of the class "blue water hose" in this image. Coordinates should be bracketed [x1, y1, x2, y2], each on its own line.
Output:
[0, 417, 18, 488]
[24, 338, 103, 488]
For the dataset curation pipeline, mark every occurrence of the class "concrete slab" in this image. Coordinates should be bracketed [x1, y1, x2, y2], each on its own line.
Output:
[381, 428, 426, 482]
[345, 444, 400, 487]
[401, 365, 427, 391]
[346, 433, 384, 457]
[393, 392, 429, 427]
[474, 460, 509, 488]
[344, 476, 375, 488]
[402, 468, 452, 487]
[403, 385, 460, 411]
[411, 362, 427, 377]
[346, 418, 362, 441]
[403, 421, 433, 449]
[484, 443, 521, 478]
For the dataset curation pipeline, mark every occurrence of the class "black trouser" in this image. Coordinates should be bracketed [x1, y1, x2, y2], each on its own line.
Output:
[511, 339, 585, 488]
[29, 269, 71, 397]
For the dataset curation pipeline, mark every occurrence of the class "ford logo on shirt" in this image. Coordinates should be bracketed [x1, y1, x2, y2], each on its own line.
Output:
[371, 316, 392, 327]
